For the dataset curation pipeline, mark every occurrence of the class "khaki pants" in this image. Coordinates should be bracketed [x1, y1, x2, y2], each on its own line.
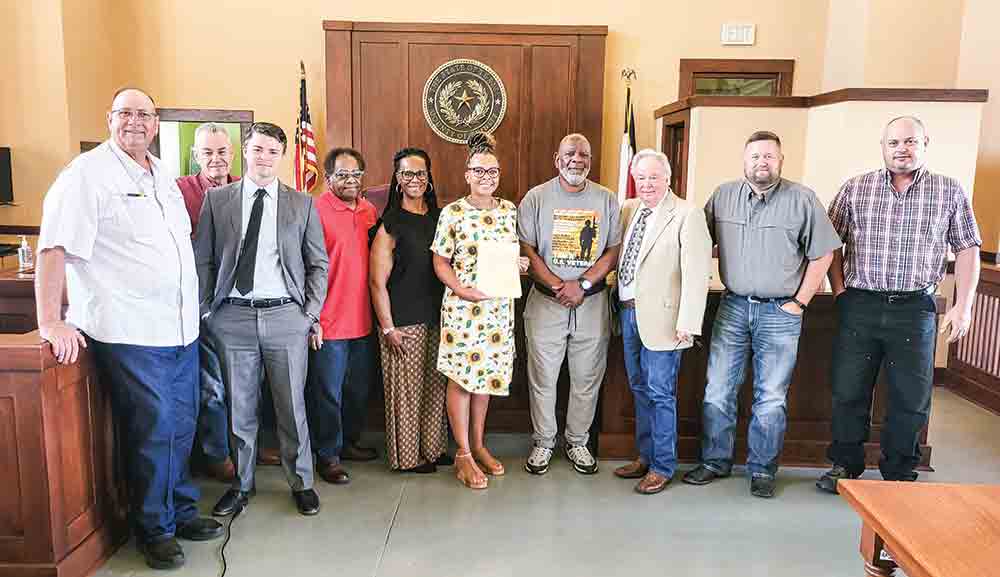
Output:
[523, 286, 610, 449]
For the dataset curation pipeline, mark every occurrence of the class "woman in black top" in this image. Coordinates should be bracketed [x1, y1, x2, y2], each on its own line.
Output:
[369, 147, 449, 473]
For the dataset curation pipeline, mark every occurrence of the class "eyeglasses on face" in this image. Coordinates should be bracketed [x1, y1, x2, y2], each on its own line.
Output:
[397, 169, 429, 182]
[331, 170, 365, 182]
[112, 109, 156, 122]
[467, 166, 500, 180]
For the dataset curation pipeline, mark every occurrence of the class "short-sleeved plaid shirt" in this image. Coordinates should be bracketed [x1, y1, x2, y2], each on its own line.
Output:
[828, 167, 981, 292]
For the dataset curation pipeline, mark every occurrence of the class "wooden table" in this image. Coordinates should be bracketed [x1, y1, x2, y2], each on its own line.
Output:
[838, 480, 1000, 577]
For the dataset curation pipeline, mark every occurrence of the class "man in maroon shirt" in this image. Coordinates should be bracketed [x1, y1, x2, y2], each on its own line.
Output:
[176, 123, 238, 233]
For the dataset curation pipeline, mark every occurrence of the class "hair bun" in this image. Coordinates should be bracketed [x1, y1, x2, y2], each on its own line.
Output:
[466, 132, 496, 154]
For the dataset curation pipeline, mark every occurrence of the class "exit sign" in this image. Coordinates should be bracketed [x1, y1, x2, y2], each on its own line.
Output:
[721, 23, 756, 46]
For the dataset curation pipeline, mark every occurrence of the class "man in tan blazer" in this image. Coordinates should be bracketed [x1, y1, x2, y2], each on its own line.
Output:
[612, 149, 713, 494]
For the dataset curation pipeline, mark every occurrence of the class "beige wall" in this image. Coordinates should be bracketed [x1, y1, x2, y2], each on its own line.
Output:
[862, 0, 965, 88]
[958, 0, 1000, 253]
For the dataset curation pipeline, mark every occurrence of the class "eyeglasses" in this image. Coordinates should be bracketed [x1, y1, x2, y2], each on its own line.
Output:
[331, 170, 364, 182]
[111, 109, 156, 122]
[468, 166, 500, 180]
[397, 169, 429, 182]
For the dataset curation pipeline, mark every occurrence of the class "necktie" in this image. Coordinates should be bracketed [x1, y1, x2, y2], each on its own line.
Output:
[235, 188, 266, 295]
[619, 207, 652, 287]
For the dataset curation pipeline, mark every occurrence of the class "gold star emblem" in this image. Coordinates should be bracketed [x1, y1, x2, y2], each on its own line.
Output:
[453, 89, 475, 111]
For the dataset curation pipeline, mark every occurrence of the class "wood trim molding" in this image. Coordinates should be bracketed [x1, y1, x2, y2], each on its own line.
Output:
[155, 108, 254, 123]
[654, 88, 990, 119]
[0, 225, 40, 236]
[678, 58, 794, 98]
[323, 20, 608, 36]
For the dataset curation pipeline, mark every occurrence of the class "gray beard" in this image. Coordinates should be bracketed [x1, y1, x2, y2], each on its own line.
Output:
[560, 168, 589, 187]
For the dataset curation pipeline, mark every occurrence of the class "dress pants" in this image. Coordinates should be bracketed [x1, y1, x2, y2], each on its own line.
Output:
[90, 338, 200, 544]
[205, 302, 314, 492]
[307, 335, 373, 464]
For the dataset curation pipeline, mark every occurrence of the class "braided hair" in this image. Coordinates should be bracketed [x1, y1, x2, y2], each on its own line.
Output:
[466, 131, 497, 164]
[386, 147, 438, 215]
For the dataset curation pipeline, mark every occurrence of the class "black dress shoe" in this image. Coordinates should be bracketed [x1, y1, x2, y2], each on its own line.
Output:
[293, 489, 321, 516]
[212, 489, 251, 517]
[176, 517, 224, 541]
[400, 462, 437, 474]
[816, 465, 860, 494]
[142, 537, 185, 570]
[682, 465, 729, 485]
[434, 453, 455, 467]
[341, 443, 378, 461]
[750, 473, 776, 498]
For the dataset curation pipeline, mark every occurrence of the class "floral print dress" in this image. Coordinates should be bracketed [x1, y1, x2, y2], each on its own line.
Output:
[431, 197, 518, 395]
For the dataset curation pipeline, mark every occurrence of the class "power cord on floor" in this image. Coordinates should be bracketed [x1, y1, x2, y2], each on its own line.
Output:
[218, 500, 246, 577]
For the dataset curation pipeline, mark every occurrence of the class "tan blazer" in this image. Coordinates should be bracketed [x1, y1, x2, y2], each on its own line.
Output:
[619, 193, 713, 351]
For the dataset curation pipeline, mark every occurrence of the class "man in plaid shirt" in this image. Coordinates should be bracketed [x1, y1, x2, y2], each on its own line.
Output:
[817, 116, 982, 493]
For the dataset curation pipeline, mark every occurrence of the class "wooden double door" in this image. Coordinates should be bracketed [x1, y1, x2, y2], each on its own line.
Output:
[325, 22, 607, 432]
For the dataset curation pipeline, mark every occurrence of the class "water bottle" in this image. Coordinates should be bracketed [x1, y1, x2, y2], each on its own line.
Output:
[17, 235, 33, 271]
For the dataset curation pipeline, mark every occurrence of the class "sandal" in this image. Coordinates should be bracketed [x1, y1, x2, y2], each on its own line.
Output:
[455, 451, 488, 490]
[471, 446, 505, 476]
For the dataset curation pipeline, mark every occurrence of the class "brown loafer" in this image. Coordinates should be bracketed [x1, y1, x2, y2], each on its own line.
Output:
[614, 460, 649, 479]
[317, 460, 351, 485]
[204, 458, 235, 482]
[257, 446, 281, 466]
[635, 471, 671, 494]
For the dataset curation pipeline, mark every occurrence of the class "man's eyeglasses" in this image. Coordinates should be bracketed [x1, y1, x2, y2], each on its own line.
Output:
[397, 170, 429, 182]
[112, 109, 156, 122]
[331, 170, 364, 182]
[468, 166, 500, 180]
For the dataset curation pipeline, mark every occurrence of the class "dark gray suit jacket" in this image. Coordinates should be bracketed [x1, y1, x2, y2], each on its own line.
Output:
[194, 180, 329, 318]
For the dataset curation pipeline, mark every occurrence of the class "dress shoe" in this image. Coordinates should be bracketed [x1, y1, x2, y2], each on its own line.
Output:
[204, 458, 235, 482]
[682, 464, 729, 485]
[317, 459, 351, 484]
[750, 473, 776, 498]
[816, 465, 860, 494]
[293, 489, 321, 516]
[212, 489, 251, 517]
[614, 460, 649, 479]
[434, 453, 455, 467]
[634, 471, 671, 494]
[400, 462, 437, 474]
[341, 443, 378, 461]
[257, 446, 281, 466]
[176, 517, 224, 541]
[141, 537, 185, 570]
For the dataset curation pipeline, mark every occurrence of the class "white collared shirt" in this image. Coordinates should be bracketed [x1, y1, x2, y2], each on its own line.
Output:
[618, 196, 665, 302]
[227, 176, 291, 299]
[38, 140, 199, 346]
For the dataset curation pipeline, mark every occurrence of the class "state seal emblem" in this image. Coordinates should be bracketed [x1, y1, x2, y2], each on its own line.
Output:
[422, 59, 507, 144]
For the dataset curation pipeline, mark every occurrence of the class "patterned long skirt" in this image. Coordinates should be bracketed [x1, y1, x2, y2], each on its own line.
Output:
[379, 323, 449, 470]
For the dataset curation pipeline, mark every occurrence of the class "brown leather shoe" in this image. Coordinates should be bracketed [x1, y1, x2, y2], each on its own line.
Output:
[257, 446, 281, 466]
[204, 458, 235, 482]
[614, 460, 649, 479]
[634, 471, 671, 494]
[317, 460, 351, 485]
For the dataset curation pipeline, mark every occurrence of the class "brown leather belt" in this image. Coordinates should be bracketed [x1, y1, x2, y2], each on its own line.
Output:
[620, 299, 636, 309]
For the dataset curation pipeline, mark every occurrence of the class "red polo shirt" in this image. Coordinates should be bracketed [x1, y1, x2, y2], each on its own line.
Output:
[176, 172, 237, 233]
[316, 190, 378, 340]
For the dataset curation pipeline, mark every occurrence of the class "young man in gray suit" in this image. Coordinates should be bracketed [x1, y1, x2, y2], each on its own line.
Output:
[194, 122, 329, 516]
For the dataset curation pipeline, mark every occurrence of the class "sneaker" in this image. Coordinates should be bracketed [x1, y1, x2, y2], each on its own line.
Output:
[816, 465, 860, 494]
[524, 444, 553, 475]
[565, 444, 598, 475]
[749, 473, 776, 498]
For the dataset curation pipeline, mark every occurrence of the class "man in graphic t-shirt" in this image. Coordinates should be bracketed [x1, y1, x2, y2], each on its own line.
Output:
[517, 133, 621, 476]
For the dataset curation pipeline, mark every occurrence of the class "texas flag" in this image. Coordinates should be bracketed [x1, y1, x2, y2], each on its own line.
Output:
[617, 85, 637, 204]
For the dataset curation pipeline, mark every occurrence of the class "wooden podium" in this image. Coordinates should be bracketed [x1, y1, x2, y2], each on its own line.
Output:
[0, 331, 126, 577]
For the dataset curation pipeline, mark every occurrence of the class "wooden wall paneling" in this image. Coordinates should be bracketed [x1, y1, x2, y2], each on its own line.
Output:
[354, 35, 408, 189]
[0, 396, 24, 551]
[324, 28, 353, 156]
[575, 35, 605, 183]
[526, 44, 573, 191]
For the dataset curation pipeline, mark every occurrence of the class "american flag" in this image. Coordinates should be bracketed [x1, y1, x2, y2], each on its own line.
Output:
[295, 61, 319, 193]
[617, 83, 637, 204]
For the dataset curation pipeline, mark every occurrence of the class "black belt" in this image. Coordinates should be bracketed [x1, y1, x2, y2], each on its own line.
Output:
[533, 279, 607, 299]
[224, 296, 294, 309]
[849, 286, 934, 304]
[728, 292, 790, 304]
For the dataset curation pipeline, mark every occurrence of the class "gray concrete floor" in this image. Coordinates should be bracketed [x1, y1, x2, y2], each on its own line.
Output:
[94, 388, 1000, 577]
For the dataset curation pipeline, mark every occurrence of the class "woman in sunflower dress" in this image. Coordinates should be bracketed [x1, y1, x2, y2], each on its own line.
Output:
[431, 133, 529, 489]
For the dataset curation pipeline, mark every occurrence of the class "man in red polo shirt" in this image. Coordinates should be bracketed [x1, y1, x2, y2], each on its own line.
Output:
[307, 147, 380, 484]
[176, 123, 238, 233]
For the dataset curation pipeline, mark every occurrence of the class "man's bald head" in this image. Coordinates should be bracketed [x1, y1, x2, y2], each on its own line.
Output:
[881, 115, 929, 175]
[555, 133, 592, 189]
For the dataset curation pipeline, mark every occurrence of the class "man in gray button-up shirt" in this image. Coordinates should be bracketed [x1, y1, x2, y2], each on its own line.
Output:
[682, 131, 841, 498]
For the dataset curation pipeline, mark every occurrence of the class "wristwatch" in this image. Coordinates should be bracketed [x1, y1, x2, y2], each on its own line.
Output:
[580, 278, 593, 291]
[791, 297, 808, 311]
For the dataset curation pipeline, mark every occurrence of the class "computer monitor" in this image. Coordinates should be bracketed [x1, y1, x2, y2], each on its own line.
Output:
[0, 147, 12, 204]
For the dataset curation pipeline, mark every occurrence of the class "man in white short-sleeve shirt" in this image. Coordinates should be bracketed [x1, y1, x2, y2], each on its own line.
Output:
[35, 88, 221, 570]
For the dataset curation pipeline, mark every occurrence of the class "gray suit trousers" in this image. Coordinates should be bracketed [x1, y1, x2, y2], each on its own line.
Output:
[205, 302, 314, 492]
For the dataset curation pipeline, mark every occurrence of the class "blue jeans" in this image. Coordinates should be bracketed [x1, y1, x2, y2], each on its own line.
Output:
[307, 335, 373, 463]
[90, 339, 200, 544]
[701, 293, 803, 477]
[621, 308, 683, 478]
[196, 336, 229, 462]
[828, 288, 936, 480]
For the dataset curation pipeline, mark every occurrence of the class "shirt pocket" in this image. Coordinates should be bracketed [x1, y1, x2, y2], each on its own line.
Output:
[756, 218, 803, 271]
[103, 192, 157, 243]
